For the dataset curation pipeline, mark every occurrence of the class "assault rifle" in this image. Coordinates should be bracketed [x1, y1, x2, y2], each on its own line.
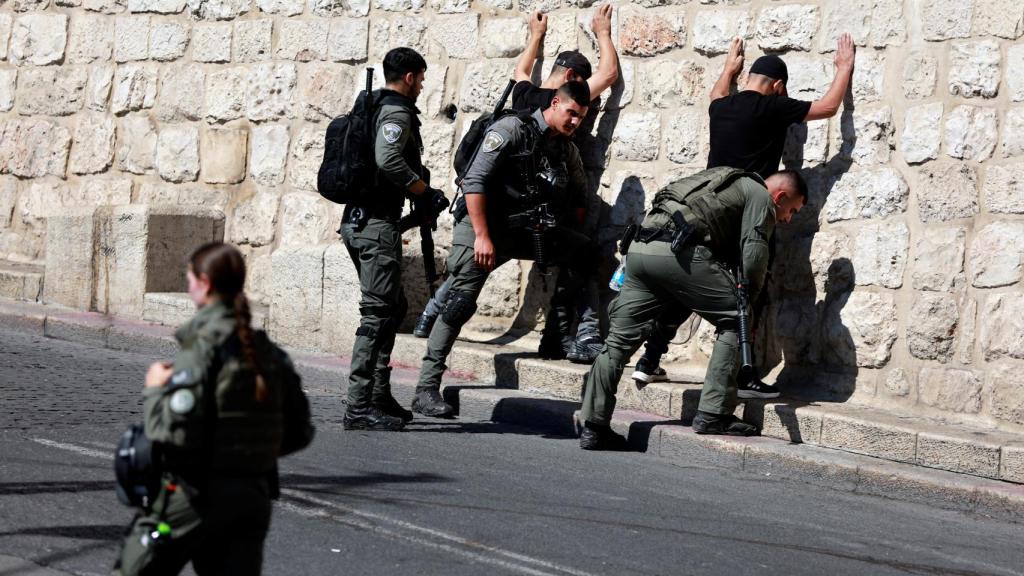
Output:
[734, 266, 755, 381]
[399, 171, 445, 296]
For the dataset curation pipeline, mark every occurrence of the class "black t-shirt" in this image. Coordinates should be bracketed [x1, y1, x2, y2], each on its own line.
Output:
[707, 91, 812, 179]
[511, 80, 556, 112]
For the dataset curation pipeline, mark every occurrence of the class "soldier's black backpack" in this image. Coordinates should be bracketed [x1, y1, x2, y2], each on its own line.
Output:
[452, 79, 517, 185]
[318, 69, 379, 205]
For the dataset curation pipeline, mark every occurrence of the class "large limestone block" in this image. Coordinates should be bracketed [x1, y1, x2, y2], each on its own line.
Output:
[301, 64, 351, 122]
[968, 221, 1024, 288]
[983, 164, 1024, 214]
[43, 209, 95, 310]
[0, 119, 72, 179]
[822, 167, 907, 222]
[279, 192, 332, 246]
[853, 220, 908, 289]
[958, 297, 977, 365]
[156, 124, 200, 182]
[907, 293, 959, 362]
[785, 54, 832, 100]
[149, 20, 189, 61]
[69, 113, 116, 175]
[973, 0, 1024, 39]
[948, 41, 1000, 99]
[111, 64, 158, 114]
[664, 109, 704, 165]
[114, 15, 150, 62]
[543, 12, 576, 58]
[692, 9, 751, 56]
[0, 178, 16, 228]
[481, 18, 526, 58]
[612, 112, 659, 162]
[201, 128, 247, 184]
[276, 19, 328, 61]
[801, 229, 853, 297]
[421, 121, 455, 187]
[911, 226, 965, 292]
[920, 0, 973, 41]
[250, 124, 289, 185]
[373, 0, 425, 11]
[187, 0, 251, 19]
[310, 0, 370, 17]
[320, 242, 360, 355]
[246, 63, 297, 122]
[9, 13, 68, 66]
[15, 67, 87, 117]
[129, 0, 188, 12]
[192, 23, 231, 63]
[0, 70, 14, 113]
[618, 8, 685, 57]
[755, 5, 814, 52]
[419, 65, 448, 120]
[430, 14, 479, 59]
[83, 0, 126, 13]
[1008, 45, 1024, 102]
[851, 51, 884, 104]
[916, 163, 978, 223]
[69, 179, 133, 206]
[901, 52, 936, 100]
[255, 0, 302, 15]
[87, 65, 115, 112]
[824, 291, 897, 369]
[988, 365, 1024, 426]
[431, 0, 468, 13]
[918, 368, 983, 414]
[270, 245, 325, 351]
[288, 125, 324, 192]
[229, 191, 279, 247]
[370, 17, 427, 61]
[836, 106, 893, 165]
[327, 18, 367, 62]
[475, 260, 521, 318]
[980, 294, 1024, 361]
[67, 14, 113, 63]
[154, 65, 205, 122]
[818, 0, 905, 50]
[15, 182, 66, 258]
[637, 60, 704, 109]
[233, 19, 272, 62]
[205, 67, 247, 122]
[883, 367, 911, 398]
[117, 115, 158, 174]
[458, 60, 515, 113]
[900, 102, 942, 165]
[1001, 107, 1024, 158]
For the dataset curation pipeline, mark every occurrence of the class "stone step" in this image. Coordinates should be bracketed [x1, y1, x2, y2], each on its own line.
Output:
[142, 292, 269, 330]
[0, 260, 43, 302]
[388, 332, 1024, 484]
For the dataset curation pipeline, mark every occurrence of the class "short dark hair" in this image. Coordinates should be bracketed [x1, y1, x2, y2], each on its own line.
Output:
[383, 47, 427, 83]
[772, 169, 809, 204]
[556, 81, 591, 107]
[550, 50, 592, 81]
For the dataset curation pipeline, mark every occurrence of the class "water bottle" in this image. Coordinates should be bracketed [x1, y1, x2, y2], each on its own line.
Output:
[609, 257, 627, 291]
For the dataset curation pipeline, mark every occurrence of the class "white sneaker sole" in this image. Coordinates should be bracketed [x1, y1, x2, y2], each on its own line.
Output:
[737, 389, 780, 399]
[631, 370, 669, 384]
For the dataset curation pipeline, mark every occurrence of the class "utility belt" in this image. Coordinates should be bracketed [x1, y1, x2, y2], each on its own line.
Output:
[344, 204, 403, 228]
[634, 206, 711, 254]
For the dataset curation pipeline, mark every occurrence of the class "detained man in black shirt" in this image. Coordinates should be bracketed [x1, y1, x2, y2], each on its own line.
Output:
[631, 34, 856, 399]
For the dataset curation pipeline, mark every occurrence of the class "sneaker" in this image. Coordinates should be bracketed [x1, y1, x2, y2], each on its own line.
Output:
[579, 422, 629, 451]
[631, 356, 669, 385]
[373, 394, 414, 423]
[566, 334, 604, 365]
[691, 411, 758, 436]
[343, 405, 406, 431]
[411, 388, 454, 418]
[537, 333, 571, 360]
[737, 378, 781, 399]
[413, 313, 436, 339]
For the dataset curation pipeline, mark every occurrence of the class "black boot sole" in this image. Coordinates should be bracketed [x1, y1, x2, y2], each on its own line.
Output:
[410, 404, 454, 418]
[343, 420, 405, 431]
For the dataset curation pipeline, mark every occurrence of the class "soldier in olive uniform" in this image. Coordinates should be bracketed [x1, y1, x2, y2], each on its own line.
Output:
[412, 82, 597, 417]
[116, 242, 314, 575]
[577, 168, 807, 450]
[340, 47, 448, 430]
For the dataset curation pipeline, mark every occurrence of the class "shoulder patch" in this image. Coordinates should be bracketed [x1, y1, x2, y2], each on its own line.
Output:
[482, 131, 505, 153]
[169, 388, 196, 414]
[382, 123, 403, 144]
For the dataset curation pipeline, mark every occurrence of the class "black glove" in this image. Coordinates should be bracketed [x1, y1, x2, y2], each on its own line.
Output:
[421, 187, 450, 218]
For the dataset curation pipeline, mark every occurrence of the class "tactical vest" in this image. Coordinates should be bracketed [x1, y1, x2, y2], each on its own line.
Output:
[365, 90, 425, 212]
[643, 167, 763, 264]
[489, 114, 572, 221]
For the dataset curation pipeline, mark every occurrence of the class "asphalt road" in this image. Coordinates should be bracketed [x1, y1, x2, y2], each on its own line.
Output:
[1, 328, 1022, 576]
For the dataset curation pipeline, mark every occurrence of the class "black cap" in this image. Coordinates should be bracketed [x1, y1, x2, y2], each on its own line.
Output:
[749, 55, 788, 84]
[554, 50, 593, 81]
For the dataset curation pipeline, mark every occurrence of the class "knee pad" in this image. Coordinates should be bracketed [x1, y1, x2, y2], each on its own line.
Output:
[441, 290, 477, 328]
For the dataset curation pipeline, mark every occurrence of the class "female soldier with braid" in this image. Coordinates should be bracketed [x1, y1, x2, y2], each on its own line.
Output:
[116, 242, 314, 576]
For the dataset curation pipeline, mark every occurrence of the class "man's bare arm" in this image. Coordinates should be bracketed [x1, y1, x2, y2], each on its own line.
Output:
[806, 33, 855, 121]
[587, 4, 619, 97]
[514, 11, 548, 83]
[710, 37, 744, 101]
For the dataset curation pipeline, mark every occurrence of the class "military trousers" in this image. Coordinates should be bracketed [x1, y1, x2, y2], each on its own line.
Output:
[340, 216, 408, 407]
[417, 221, 598, 391]
[117, 476, 271, 576]
[581, 241, 741, 425]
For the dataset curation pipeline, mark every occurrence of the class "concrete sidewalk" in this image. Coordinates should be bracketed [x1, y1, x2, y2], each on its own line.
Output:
[2, 297, 1023, 523]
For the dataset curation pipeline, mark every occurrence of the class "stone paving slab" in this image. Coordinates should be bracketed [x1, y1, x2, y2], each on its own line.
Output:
[2, 296, 1023, 522]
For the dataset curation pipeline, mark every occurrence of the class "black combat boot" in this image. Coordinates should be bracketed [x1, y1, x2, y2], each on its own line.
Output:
[579, 421, 629, 451]
[373, 394, 414, 423]
[413, 312, 436, 339]
[343, 404, 406, 431]
[691, 411, 758, 436]
[411, 388, 454, 418]
[566, 333, 604, 365]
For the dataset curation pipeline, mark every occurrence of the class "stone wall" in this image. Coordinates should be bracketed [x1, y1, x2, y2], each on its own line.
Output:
[0, 0, 1022, 432]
